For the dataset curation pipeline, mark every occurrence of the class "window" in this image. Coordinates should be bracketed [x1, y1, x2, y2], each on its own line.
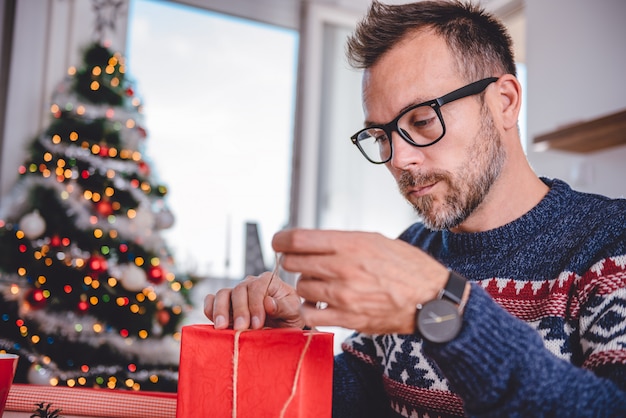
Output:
[127, 0, 298, 280]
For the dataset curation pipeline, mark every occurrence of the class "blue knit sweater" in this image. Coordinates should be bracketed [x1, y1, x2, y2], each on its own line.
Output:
[333, 178, 626, 417]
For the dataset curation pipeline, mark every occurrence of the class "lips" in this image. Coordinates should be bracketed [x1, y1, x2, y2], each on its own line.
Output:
[408, 182, 436, 197]
[398, 170, 445, 200]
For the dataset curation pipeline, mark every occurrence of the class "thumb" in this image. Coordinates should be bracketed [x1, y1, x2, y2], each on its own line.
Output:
[263, 295, 279, 316]
[262, 292, 305, 329]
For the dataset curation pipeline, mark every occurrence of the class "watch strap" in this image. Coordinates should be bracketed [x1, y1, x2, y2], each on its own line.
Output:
[439, 270, 467, 306]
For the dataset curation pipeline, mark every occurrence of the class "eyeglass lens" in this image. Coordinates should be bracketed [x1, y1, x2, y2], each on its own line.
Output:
[355, 105, 443, 163]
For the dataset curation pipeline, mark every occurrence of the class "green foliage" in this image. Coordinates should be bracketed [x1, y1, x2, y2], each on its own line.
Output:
[73, 43, 128, 105]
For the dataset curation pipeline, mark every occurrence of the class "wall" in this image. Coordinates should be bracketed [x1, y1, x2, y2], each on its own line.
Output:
[525, 0, 626, 198]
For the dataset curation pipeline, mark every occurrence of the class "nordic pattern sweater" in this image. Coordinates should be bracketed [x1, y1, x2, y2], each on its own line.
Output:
[332, 178, 626, 417]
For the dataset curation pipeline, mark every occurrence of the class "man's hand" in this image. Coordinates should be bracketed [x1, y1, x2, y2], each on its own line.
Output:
[272, 229, 449, 334]
[203, 270, 305, 331]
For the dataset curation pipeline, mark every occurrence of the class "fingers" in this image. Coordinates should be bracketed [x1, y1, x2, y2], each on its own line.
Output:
[299, 300, 338, 329]
[231, 273, 272, 330]
[272, 228, 339, 254]
[272, 229, 380, 280]
[202, 275, 267, 330]
[203, 288, 233, 329]
[263, 294, 278, 316]
[202, 271, 303, 331]
[203, 293, 215, 322]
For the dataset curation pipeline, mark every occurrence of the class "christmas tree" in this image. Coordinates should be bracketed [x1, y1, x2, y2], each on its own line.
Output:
[0, 42, 194, 392]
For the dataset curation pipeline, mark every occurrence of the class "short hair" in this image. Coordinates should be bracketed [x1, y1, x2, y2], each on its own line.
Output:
[346, 0, 517, 82]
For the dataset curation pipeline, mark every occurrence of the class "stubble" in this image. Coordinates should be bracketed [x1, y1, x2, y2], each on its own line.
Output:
[398, 106, 506, 230]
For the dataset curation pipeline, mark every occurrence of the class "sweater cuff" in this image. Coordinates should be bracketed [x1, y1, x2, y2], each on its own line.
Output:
[422, 283, 545, 409]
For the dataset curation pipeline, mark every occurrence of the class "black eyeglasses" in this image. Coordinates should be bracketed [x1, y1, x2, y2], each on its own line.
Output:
[350, 77, 498, 164]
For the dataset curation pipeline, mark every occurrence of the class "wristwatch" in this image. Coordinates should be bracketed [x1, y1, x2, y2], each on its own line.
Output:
[416, 270, 467, 343]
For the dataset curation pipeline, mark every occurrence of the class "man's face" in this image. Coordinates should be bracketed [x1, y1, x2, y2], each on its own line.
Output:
[397, 105, 505, 230]
[362, 30, 505, 231]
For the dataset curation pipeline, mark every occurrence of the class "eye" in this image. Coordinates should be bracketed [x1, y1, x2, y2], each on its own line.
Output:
[413, 116, 436, 128]
[358, 128, 387, 144]
[373, 132, 388, 144]
[400, 106, 439, 132]
[408, 111, 436, 129]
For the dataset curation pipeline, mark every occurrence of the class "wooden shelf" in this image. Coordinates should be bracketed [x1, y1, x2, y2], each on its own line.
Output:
[533, 108, 626, 153]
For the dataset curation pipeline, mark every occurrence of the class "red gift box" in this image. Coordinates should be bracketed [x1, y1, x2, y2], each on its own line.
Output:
[176, 324, 334, 418]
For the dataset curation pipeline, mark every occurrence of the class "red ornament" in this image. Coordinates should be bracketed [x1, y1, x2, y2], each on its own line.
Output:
[136, 126, 147, 138]
[138, 161, 150, 176]
[147, 265, 165, 284]
[26, 289, 47, 310]
[99, 145, 109, 157]
[157, 309, 170, 326]
[96, 200, 113, 216]
[88, 254, 108, 273]
[77, 300, 89, 312]
[125, 87, 134, 97]
[50, 235, 62, 247]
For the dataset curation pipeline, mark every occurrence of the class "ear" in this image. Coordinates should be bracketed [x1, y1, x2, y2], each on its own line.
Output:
[493, 74, 522, 131]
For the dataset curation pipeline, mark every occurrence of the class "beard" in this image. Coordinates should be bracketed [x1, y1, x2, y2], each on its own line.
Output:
[397, 106, 506, 231]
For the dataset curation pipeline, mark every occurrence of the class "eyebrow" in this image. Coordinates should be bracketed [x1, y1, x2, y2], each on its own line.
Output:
[363, 95, 435, 128]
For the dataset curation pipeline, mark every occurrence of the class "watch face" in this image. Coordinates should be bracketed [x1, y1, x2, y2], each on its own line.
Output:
[417, 298, 462, 343]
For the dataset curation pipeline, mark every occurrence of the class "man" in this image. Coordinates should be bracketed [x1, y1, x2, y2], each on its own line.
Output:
[205, 1, 626, 416]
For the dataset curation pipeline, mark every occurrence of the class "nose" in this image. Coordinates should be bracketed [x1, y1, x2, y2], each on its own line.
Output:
[388, 131, 425, 170]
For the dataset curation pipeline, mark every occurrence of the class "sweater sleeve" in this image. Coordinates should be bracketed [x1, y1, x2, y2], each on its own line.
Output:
[423, 284, 626, 417]
[332, 351, 390, 417]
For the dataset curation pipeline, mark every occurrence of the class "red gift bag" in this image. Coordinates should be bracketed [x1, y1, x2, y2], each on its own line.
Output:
[176, 324, 334, 418]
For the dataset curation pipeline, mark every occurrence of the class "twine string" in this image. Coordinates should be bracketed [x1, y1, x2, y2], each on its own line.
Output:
[232, 330, 242, 418]
[265, 252, 282, 297]
[279, 330, 314, 418]
[229, 253, 314, 417]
